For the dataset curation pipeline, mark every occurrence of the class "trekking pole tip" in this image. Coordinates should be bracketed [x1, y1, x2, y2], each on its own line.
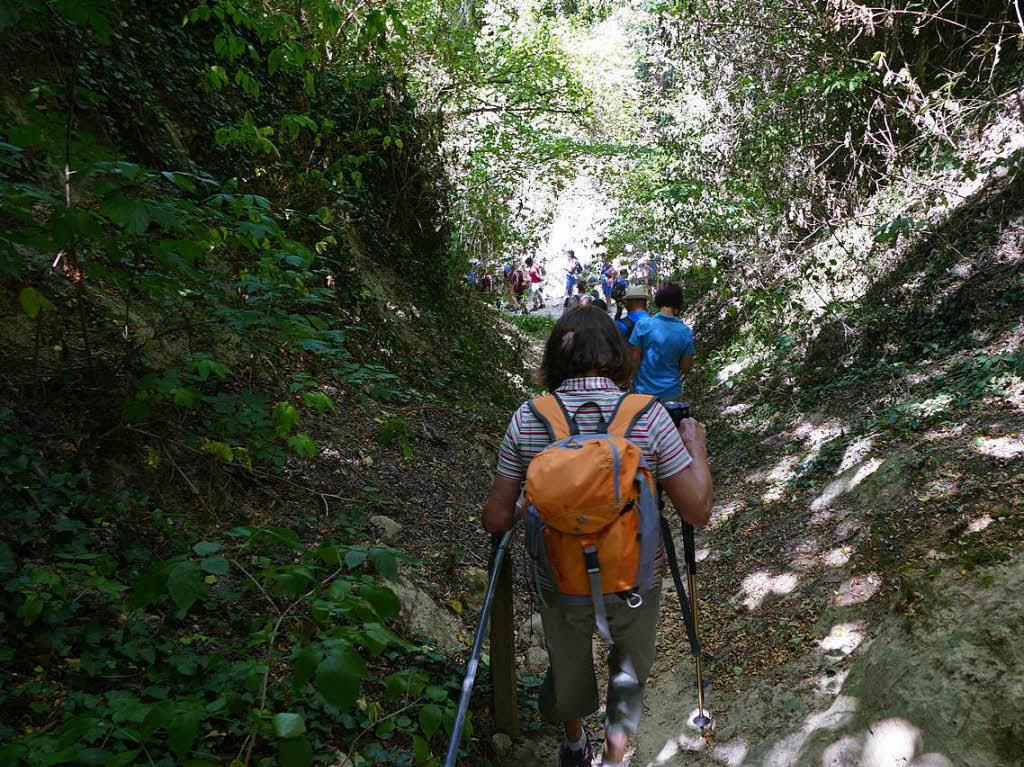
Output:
[693, 712, 712, 731]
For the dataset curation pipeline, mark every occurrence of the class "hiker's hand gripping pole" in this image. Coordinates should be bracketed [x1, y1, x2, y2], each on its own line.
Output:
[443, 529, 513, 767]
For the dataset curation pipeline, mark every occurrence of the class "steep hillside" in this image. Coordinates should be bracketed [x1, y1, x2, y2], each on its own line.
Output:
[0, 2, 529, 766]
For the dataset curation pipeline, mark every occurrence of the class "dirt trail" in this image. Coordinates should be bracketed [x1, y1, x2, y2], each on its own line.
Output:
[506, 392, 1024, 767]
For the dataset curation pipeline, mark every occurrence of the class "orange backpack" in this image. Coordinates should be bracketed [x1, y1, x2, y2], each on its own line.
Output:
[524, 393, 662, 641]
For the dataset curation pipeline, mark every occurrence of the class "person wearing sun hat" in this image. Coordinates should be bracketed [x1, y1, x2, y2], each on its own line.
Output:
[614, 285, 650, 341]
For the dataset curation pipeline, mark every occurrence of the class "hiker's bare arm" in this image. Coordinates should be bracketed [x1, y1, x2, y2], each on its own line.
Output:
[680, 354, 694, 374]
[483, 474, 521, 533]
[662, 419, 712, 526]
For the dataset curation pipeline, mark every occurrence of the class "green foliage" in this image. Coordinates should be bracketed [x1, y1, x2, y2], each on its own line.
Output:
[0, 2, 533, 766]
[377, 418, 413, 460]
[508, 313, 556, 337]
[0, 414, 469, 765]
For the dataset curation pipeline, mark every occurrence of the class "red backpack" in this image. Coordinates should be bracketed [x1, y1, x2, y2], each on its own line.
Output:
[511, 268, 527, 293]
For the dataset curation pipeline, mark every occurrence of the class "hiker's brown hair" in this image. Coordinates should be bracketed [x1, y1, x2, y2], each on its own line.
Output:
[537, 305, 631, 391]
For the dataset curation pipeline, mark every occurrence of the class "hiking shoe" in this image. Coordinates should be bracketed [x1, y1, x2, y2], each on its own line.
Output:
[558, 731, 592, 767]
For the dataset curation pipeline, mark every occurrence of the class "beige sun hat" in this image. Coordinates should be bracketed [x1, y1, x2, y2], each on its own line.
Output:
[623, 285, 649, 300]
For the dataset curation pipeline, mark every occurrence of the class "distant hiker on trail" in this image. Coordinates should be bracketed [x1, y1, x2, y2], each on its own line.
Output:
[587, 277, 601, 304]
[602, 267, 616, 304]
[565, 250, 582, 296]
[645, 255, 659, 287]
[629, 282, 695, 400]
[527, 257, 545, 310]
[510, 262, 529, 314]
[611, 268, 630, 320]
[615, 285, 649, 341]
[482, 304, 712, 767]
[563, 280, 588, 311]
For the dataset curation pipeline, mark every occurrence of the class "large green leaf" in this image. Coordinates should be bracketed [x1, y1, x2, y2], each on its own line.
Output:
[370, 547, 399, 582]
[273, 402, 300, 437]
[315, 644, 365, 711]
[361, 585, 400, 620]
[292, 644, 319, 690]
[199, 557, 229, 575]
[272, 712, 306, 739]
[18, 287, 54, 319]
[167, 705, 202, 757]
[166, 561, 205, 614]
[102, 196, 151, 233]
[418, 704, 442, 739]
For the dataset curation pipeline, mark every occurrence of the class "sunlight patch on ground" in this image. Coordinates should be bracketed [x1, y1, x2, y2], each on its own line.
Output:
[739, 570, 800, 611]
[709, 500, 745, 529]
[837, 436, 874, 473]
[822, 734, 862, 765]
[810, 458, 884, 511]
[861, 717, 924, 767]
[792, 420, 848, 464]
[717, 358, 751, 384]
[764, 695, 859, 767]
[818, 621, 866, 656]
[762, 455, 800, 501]
[823, 546, 853, 568]
[972, 434, 1024, 458]
[965, 514, 994, 534]
[647, 711, 710, 765]
[710, 738, 749, 766]
[721, 402, 752, 416]
[922, 421, 967, 442]
[834, 573, 882, 606]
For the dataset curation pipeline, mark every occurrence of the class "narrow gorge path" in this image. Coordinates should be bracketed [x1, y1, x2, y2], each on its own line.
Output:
[502, 382, 1023, 767]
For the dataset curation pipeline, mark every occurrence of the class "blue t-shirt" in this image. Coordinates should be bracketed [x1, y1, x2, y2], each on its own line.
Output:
[616, 309, 649, 340]
[629, 313, 695, 399]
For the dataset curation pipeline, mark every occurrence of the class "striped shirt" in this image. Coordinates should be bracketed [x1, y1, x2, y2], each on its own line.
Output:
[496, 377, 692, 481]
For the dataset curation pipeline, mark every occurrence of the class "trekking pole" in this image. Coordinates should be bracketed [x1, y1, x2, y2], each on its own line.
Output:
[682, 520, 711, 730]
[663, 402, 711, 731]
[443, 529, 513, 767]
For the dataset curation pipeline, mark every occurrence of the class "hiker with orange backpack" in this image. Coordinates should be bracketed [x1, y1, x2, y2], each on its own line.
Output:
[482, 305, 712, 767]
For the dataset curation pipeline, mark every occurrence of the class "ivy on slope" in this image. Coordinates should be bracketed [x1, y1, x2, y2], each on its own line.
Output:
[0, 412, 471, 767]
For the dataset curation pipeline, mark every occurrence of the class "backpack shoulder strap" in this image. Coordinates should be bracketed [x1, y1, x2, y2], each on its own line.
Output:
[622, 316, 636, 339]
[606, 394, 657, 438]
[527, 394, 576, 442]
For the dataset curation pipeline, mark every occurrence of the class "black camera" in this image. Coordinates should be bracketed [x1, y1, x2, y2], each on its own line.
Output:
[663, 401, 690, 426]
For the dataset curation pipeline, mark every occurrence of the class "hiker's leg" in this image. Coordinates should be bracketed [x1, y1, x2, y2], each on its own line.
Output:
[603, 586, 662, 758]
[564, 719, 584, 742]
[538, 598, 599, 725]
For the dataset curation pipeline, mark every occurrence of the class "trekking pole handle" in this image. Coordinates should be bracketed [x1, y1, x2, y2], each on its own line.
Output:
[443, 529, 513, 767]
[664, 402, 698, 573]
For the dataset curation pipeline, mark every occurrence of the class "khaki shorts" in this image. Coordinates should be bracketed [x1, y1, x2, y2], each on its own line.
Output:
[537, 586, 662, 734]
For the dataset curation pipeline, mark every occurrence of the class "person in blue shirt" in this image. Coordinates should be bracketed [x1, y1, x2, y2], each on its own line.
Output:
[628, 282, 695, 400]
[615, 285, 650, 340]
